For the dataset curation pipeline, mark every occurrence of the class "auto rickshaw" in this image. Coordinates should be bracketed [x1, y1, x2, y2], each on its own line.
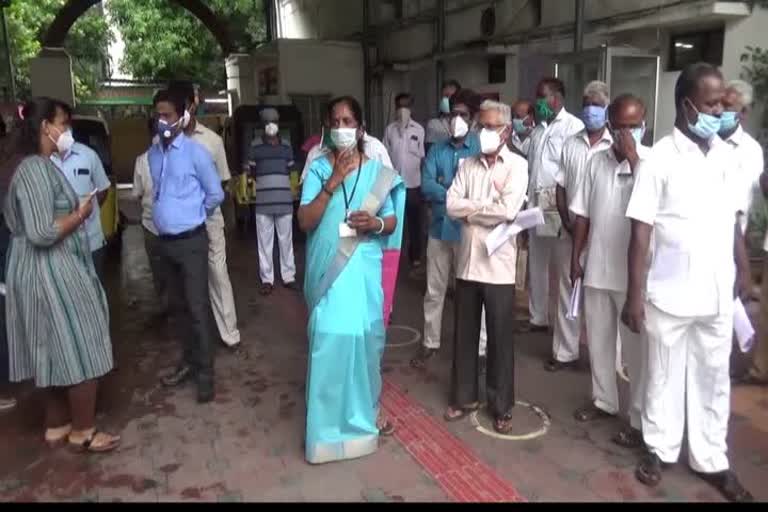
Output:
[228, 105, 304, 232]
[71, 115, 121, 245]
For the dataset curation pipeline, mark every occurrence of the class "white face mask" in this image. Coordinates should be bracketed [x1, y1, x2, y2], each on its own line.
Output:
[330, 127, 358, 150]
[450, 115, 469, 139]
[179, 109, 191, 129]
[396, 107, 411, 125]
[265, 123, 279, 137]
[479, 127, 504, 155]
[49, 126, 75, 154]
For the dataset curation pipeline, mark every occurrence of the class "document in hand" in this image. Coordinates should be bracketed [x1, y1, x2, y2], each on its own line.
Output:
[733, 298, 755, 353]
[485, 207, 545, 256]
[566, 278, 582, 321]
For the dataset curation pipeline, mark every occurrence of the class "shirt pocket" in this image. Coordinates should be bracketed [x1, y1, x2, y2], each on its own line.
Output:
[408, 136, 421, 156]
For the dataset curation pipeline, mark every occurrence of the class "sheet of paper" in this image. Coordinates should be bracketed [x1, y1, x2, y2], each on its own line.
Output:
[566, 278, 582, 321]
[733, 298, 755, 353]
[485, 207, 545, 256]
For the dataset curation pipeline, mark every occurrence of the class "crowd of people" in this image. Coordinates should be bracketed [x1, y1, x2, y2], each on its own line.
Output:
[0, 61, 765, 503]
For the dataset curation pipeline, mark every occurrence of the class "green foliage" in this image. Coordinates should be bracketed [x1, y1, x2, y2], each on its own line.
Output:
[5, 0, 113, 99]
[740, 45, 768, 128]
[107, 0, 266, 90]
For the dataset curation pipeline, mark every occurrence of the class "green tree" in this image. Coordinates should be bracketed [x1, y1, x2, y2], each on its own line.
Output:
[5, 0, 113, 99]
[107, 0, 266, 90]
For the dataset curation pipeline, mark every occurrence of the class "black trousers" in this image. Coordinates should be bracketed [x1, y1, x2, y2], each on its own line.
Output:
[157, 227, 214, 383]
[406, 187, 424, 264]
[143, 228, 167, 303]
[452, 279, 516, 418]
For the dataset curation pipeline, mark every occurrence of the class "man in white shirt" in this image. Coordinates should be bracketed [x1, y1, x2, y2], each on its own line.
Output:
[526, 78, 585, 333]
[384, 93, 426, 267]
[444, 100, 528, 435]
[623, 63, 752, 502]
[723, 80, 768, 387]
[426, 80, 462, 153]
[132, 119, 166, 306]
[510, 100, 535, 157]
[569, 94, 650, 448]
[170, 81, 242, 350]
[546, 81, 613, 373]
[720, 80, 764, 234]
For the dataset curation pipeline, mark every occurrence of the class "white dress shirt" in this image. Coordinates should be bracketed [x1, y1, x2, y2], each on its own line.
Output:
[446, 146, 529, 285]
[527, 108, 586, 203]
[384, 120, 426, 189]
[510, 132, 533, 157]
[132, 151, 158, 236]
[626, 128, 739, 318]
[555, 129, 614, 209]
[722, 125, 764, 232]
[570, 145, 651, 292]
[426, 117, 452, 145]
[189, 122, 231, 182]
[300, 133, 393, 183]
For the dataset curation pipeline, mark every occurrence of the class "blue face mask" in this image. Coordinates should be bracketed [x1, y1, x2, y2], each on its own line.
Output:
[512, 117, 530, 135]
[630, 126, 645, 146]
[686, 99, 721, 140]
[439, 97, 451, 115]
[582, 105, 607, 131]
[719, 110, 739, 135]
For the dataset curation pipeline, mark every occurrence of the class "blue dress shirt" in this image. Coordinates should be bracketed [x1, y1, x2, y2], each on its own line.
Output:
[421, 133, 480, 242]
[148, 133, 224, 236]
[50, 142, 111, 252]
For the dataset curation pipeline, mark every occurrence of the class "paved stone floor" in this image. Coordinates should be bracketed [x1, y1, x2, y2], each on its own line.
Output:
[0, 201, 766, 502]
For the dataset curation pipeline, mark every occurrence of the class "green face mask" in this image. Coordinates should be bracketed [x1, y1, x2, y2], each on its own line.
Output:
[535, 98, 555, 122]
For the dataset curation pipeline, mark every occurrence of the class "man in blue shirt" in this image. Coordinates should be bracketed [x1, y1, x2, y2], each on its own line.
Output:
[49, 119, 111, 283]
[149, 89, 224, 404]
[411, 90, 488, 369]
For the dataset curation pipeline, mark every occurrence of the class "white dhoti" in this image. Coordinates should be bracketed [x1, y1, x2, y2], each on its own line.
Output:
[551, 236, 581, 363]
[642, 302, 732, 473]
[423, 237, 486, 356]
[206, 208, 241, 346]
[527, 234, 558, 327]
[584, 287, 645, 429]
[255, 212, 297, 285]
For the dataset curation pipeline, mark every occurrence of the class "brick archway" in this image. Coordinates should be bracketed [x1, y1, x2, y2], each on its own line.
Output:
[42, 0, 235, 55]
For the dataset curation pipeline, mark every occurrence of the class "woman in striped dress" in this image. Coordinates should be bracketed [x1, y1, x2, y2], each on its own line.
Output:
[1, 97, 120, 452]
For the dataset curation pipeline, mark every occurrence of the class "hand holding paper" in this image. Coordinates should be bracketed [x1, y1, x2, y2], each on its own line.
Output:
[566, 278, 582, 321]
[733, 298, 755, 353]
[485, 207, 545, 256]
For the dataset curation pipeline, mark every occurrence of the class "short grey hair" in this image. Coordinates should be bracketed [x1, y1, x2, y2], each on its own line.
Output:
[479, 100, 512, 125]
[583, 80, 610, 105]
[727, 79, 754, 107]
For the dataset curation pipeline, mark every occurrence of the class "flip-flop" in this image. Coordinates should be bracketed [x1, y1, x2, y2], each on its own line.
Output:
[410, 348, 438, 369]
[443, 404, 479, 423]
[68, 430, 121, 454]
[635, 451, 663, 487]
[612, 426, 644, 449]
[378, 419, 396, 437]
[494, 414, 515, 434]
[44, 424, 73, 448]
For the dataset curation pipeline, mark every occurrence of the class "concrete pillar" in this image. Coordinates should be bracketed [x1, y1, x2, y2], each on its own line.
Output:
[225, 53, 257, 110]
[30, 47, 75, 107]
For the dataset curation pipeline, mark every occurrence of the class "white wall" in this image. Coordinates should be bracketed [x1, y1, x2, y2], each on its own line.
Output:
[277, 0, 362, 39]
[277, 40, 364, 101]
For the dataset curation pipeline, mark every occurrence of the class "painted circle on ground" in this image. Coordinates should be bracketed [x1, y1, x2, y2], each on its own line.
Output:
[469, 400, 551, 441]
[385, 324, 421, 348]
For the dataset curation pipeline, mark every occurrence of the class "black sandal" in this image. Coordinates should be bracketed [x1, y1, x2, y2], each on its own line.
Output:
[259, 283, 274, 296]
[574, 404, 615, 422]
[697, 470, 753, 503]
[612, 426, 644, 449]
[635, 450, 663, 487]
[410, 348, 438, 369]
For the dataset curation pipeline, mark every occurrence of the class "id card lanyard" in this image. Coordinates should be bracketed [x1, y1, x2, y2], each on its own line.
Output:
[341, 157, 363, 220]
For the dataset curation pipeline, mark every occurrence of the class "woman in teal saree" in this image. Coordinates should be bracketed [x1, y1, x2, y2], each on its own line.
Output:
[298, 97, 406, 464]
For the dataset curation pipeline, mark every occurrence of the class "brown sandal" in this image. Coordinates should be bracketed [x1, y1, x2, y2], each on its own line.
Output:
[494, 414, 514, 434]
[443, 403, 479, 423]
[69, 429, 121, 454]
[44, 424, 72, 448]
[377, 419, 396, 437]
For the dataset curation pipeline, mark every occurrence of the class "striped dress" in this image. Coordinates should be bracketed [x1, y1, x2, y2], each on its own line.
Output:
[4, 156, 112, 387]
